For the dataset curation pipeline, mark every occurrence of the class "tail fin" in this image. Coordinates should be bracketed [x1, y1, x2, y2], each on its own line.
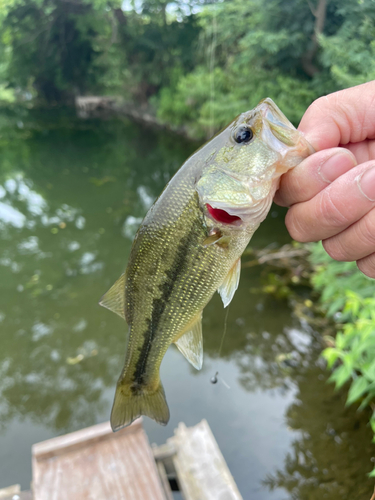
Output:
[110, 380, 170, 431]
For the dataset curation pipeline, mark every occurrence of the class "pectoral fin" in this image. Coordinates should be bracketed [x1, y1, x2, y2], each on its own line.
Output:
[99, 273, 126, 320]
[174, 313, 203, 370]
[203, 230, 223, 247]
[218, 258, 241, 308]
[203, 230, 230, 249]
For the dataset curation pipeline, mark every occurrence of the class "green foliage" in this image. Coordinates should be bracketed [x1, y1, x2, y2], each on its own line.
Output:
[0, 0, 122, 102]
[157, 0, 318, 137]
[0, 0, 374, 118]
[157, 0, 375, 138]
[0, 0, 201, 103]
[0, 83, 15, 103]
[319, 0, 375, 87]
[117, 9, 201, 103]
[308, 242, 375, 472]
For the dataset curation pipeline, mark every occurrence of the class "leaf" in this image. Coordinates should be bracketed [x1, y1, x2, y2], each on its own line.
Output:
[335, 332, 346, 350]
[363, 359, 375, 380]
[322, 348, 340, 369]
[358, 392, 374, 411]
[329, 363, 352, 389]
[327, 297, 345, 317]
[347, 376, 369, 405]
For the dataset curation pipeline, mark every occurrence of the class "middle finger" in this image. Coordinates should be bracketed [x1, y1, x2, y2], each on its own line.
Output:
[285, 161, 375, 242]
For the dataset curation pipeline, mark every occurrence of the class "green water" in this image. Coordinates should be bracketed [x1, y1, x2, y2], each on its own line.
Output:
[0, 110, 373, 499]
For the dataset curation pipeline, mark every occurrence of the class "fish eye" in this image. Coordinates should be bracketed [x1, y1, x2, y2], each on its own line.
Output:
[233, 125, 253, 144]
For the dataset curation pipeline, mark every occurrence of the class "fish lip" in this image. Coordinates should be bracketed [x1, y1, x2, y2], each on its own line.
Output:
[257, 98, 294, 129]
[257, 98, 315, 160]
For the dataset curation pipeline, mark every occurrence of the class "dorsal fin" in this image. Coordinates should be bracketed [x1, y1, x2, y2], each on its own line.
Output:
[218, 258, 241, 308]
[174, 313, 203, 370]
[99, 273, 126, 320]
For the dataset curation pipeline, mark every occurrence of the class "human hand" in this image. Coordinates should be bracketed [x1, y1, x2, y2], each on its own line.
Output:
[274, 81, 375, 278]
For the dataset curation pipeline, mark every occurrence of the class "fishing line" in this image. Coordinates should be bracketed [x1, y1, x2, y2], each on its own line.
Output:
[210, 306, 231, 389]
[208, 9, 230, 392]
[209, 7, 217, 138]
[218, 305, 230, 358]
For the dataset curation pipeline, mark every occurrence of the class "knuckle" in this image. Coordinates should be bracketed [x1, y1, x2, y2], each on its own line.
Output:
[274, 180, 291, 207]
[285, 208, 314, 243]
[322, 238, 349, 262]
[357, 212, 375, 247]
[357, 255, 375, 279]
[307, 96, 329, 117]
[291, 172, 314, 203]
[276, 171, 305, 207]
[316, 190, 349, 229]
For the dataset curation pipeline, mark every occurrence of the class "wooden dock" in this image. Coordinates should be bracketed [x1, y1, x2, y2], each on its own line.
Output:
[32, 419, 164, 500]
[153, 420, 242, 500]
[1, 419, 242, 500]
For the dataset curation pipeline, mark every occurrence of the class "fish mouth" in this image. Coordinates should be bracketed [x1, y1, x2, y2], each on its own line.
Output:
[205, 191, 275, 226]
[256, 98, 301, 154]
[257, 98, 315, 161]
[258, 98, 295, 131]
[206, 204, 242, 225]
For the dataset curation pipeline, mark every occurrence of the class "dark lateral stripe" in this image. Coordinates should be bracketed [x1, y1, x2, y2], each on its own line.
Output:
[132, 225, 199, 386]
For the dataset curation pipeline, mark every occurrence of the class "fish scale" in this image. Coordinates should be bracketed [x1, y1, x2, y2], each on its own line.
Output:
[100, 98, 314, 430]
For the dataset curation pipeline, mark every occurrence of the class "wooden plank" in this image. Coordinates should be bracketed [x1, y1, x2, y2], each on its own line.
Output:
[172, 420, 243, 500]
[0, 485, 20, 499]
[0, 491, 33, 500]
[152, 442, 176, 461]
[33, 420, 142, 461]
[18, 492, 33, 500]
[156, 461, 173, 500]
[32, 419, 165, 500]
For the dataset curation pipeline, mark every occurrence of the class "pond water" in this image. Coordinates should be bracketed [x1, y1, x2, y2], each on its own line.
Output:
[0, 109, 374, 499]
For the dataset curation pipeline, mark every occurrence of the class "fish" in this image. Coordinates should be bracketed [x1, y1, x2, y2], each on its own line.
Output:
[100, 98, 314, 431]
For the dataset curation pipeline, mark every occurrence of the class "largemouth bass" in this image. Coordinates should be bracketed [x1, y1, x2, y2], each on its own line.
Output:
[100, 98, 314, 431]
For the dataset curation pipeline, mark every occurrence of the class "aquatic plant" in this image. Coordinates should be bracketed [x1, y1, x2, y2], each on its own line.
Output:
[308, 242, 375, 476]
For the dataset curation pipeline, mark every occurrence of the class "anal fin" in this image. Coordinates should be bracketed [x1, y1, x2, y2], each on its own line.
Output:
[99, 273, 126, 320]
[218, 258, 241, 308]
[174, 313, 203, 370]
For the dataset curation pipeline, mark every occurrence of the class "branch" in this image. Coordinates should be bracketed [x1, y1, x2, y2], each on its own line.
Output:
[302, 0, 327, 77]
[305, 0, 316, 17]
[242, 245, 309, 268]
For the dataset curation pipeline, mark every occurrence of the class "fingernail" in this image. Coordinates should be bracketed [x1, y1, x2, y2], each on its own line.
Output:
[319, 151, 356, 183]
[358, 165, 375, 202]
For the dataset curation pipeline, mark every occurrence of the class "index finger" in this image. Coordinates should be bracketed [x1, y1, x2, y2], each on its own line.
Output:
[299, 81, 375, 151]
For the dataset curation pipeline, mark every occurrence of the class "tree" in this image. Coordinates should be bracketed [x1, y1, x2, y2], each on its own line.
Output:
[156, 0, 375, 138]
[0, 0, 121, 103]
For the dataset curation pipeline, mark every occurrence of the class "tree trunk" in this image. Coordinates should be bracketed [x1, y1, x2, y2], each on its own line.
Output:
[302, 0, 327, 77]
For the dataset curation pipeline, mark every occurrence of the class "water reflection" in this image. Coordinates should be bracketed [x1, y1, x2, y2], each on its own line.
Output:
[0, 111, 373, 498]
[264, 361, 374, 499]
[203, 279, 375, 499]
[0, 112, 196, 434]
